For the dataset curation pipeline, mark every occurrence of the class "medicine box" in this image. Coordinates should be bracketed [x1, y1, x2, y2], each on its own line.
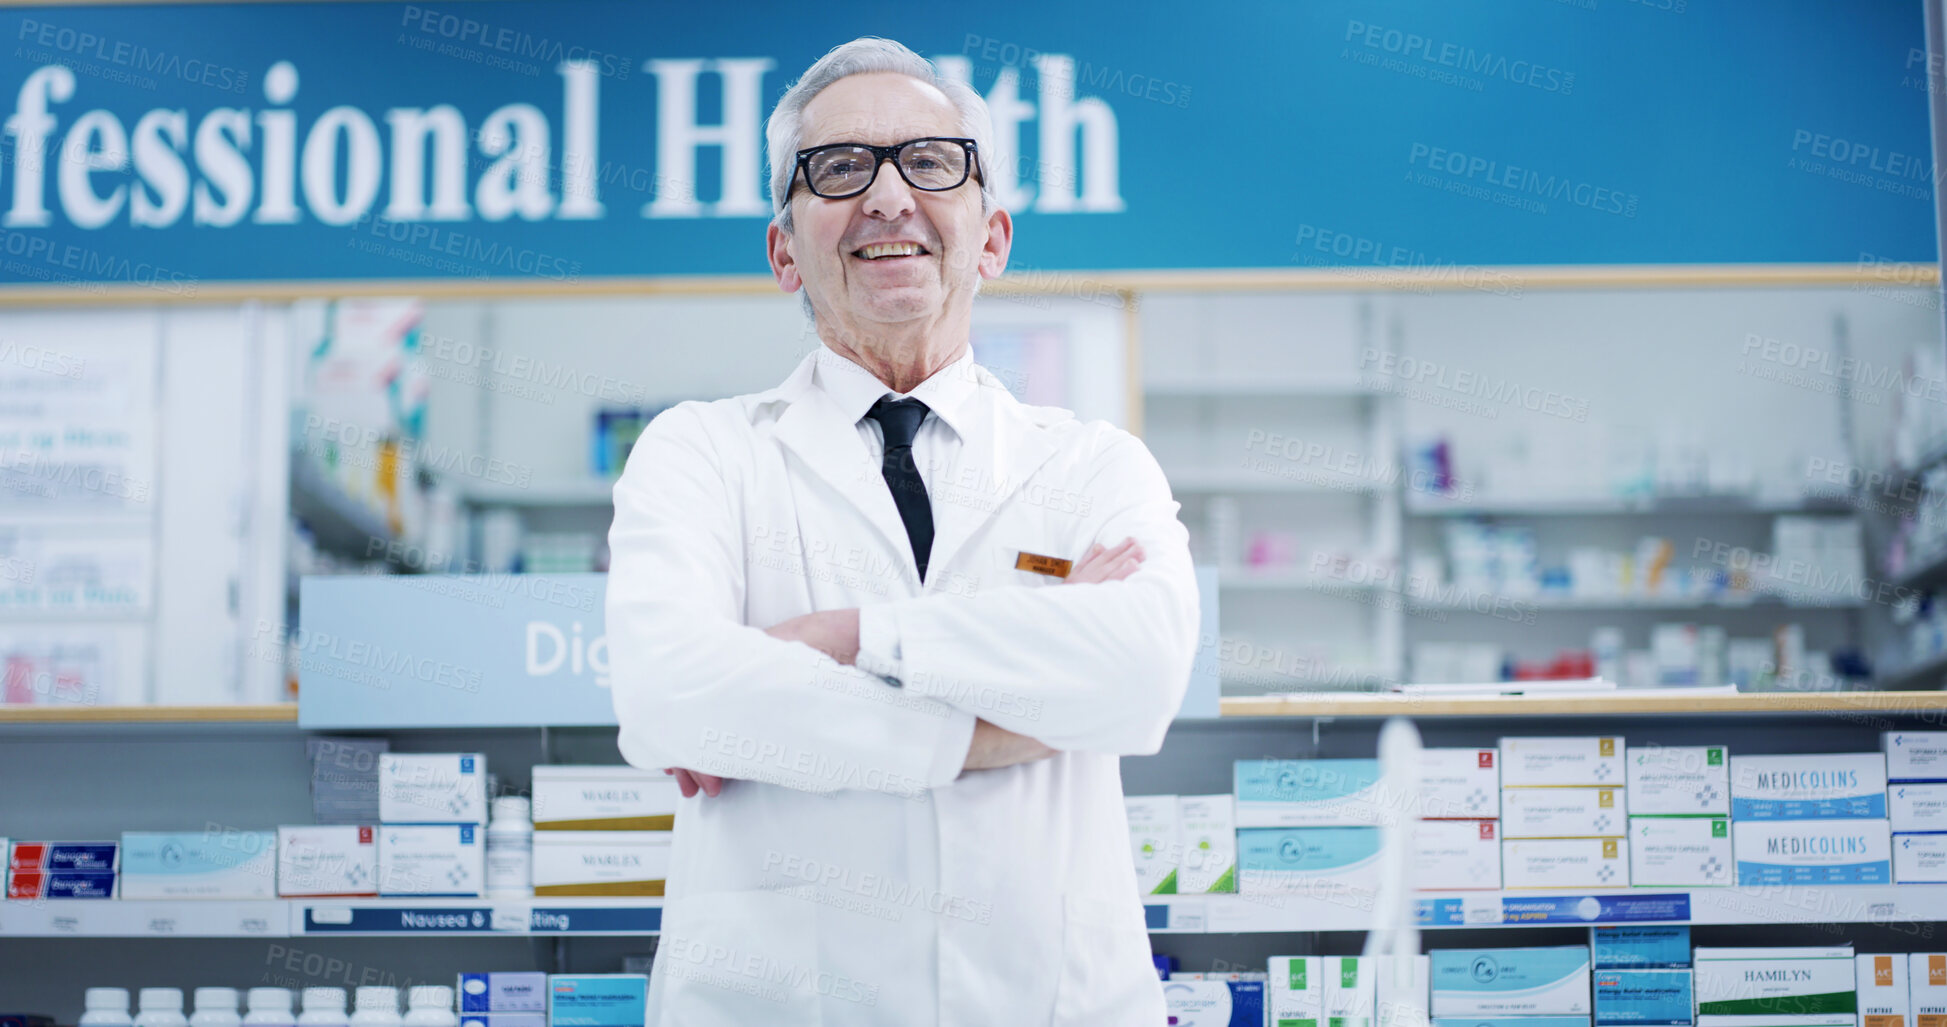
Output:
[1432, 1020, 1589, 1027]
[460, 971, 550, 1012]
[1375, 954, 1431, 1027]
[1729, 755, 1888, 821]
[1594, 969, 1693, 1026]
[1732, 820, 1891, 886]
[530, 765, 677, 831]
[1892, 785, 1947, 833]
[1885, 733, 1947, 781]
[1895, 833, 1947, 883]
[1593, 926, 1692, 970]
[378, 823, 483, 896]
[532, 832, 670, 897]
[1502, 838, 1630, 889]
[1127, 795, 1181, 895]
[1328, 957, 1376, 1027]
[120, 830, 276, 900]
[1694, 947, 1856, 1027]
[1412, 820, 1501, 890]
[278, 825, 377, 897]
[1418, 749, 1500, 819]
[1629, 818, 1732, 888]
[379, 752, 487, 824]
[1236, 759, 1400, 827]
[1270, 956, 1326, 1027]
[1179, 794, 1238, 894]
[1239, 827, 1382, 899]
[9, 841, 118, 872]
[1431, 946, 1593, 1017]
[548, 974, 649, 1027]
[1165, 979, 1266, 1027]
[1500, 737, 1624, 787]
[1911, 954, 1946, 1027]
[462, 1016, 545, 1027]
[1502, 788, 1626, 838]
[1626, 746, 1729, 816]
[1856, 955, 1909, 1027]
[6, 870, 117, 899]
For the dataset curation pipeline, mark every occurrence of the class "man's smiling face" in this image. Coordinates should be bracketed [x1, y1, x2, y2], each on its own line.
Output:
[771, 72, 1008, 331]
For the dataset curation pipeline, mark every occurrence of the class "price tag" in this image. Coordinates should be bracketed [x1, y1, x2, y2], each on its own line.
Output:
[490, 906, 527, 932]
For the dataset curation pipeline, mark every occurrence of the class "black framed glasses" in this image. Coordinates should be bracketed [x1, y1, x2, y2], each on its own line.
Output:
[791, 137, 982, 200]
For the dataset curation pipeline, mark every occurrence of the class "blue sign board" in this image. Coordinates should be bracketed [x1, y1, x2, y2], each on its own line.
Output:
[0, 0, 1933, 289]
[1501, 893, 1692, 924]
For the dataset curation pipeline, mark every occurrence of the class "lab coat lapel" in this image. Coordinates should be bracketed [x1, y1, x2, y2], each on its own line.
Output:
[924, 368, 1061, 582]
[771, 354, 921, 583]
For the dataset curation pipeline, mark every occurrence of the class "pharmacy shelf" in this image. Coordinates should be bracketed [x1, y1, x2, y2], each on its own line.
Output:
[0, 899, 288, 937]
[1142, 885, 1940, 933]
[293, 897, 662, 936]
[1404, 592, 1864, 612]
[290, 456, 398, 559]
[1219, 690, 1947, 718]
[1166, 470, 1380, 495]
[0, 704, 297, 724]
[456, 478, 616, 508]
[1405, 494, 1854, 517]
[1879, 650, 1947, 691]
[1217, 566, 1386, 592]
[1145, 378, 1382, 398]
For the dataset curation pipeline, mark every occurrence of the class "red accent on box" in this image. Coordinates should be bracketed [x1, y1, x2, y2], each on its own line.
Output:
[1478, 752, 1494, 768]
[357, 826, 374, 845]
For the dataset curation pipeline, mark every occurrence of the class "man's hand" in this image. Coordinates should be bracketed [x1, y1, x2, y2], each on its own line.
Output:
[958, 535, 1145, 774]
[762, 608, 861, 665]
[666, 767, 724, 798]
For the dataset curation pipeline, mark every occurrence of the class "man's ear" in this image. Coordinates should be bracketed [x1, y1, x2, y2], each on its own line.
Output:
[977, 206, 1013, 281]
[768, 222, 802, 293]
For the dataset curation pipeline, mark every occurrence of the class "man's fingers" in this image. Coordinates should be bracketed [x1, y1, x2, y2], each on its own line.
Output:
[672, 769, 700, 798]
[699, 772, 725, 797]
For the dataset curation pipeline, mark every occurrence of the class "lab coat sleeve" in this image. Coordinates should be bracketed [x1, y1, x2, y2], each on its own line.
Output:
[605, 403, 977, 796]
[874, 427, 1200, 756]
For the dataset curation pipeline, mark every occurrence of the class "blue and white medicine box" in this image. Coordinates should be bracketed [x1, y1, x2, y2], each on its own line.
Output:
[462, 1016, 545, 1027]
[1238, 827, 1382, 899]
[1592, 926, 1691, 970]
[1894, 832, 1947, 883]
[380, 752, 487, 823]
[1891, 784, 1947, 833]
[1728, 754, 1887, 820]
[1732, 820, 1891, 885]
[1164, 978, 1267, 1027]
[1884, 732, 1947, 781]
[1433, 1019, 1589, 1027]
[1235, 760, 1395, 827]
[1431, 947, 1593, 1017]
[1594, 969, 1694, 1026]
[460, 971, 549, 1011]
[547, 975, 648, 1027]
[119, 830, 277, 900]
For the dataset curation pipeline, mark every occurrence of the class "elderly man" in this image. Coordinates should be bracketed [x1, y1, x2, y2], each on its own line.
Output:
[606, 36, 1199, 1026]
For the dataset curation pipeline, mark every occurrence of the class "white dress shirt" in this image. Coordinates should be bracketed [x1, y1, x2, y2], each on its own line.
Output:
[806, 344, 980, 683]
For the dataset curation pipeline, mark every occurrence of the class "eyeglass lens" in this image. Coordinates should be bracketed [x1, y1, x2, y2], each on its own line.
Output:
[804, 139, 969, 197]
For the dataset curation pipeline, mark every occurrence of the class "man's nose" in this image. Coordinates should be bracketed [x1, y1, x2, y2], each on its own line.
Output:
[861, 157, 916, 220]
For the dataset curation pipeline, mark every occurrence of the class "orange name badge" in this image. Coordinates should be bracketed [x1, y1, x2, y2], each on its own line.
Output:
[1015, 551, 1074, 578]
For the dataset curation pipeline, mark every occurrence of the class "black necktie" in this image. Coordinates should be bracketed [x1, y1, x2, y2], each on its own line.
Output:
[864, 396, 935, 582]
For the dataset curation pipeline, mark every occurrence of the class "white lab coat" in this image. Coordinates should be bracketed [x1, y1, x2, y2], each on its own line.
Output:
[607, 347, 1200, 1026]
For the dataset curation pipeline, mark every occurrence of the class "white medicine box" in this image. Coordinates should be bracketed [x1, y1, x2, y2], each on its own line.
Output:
[1500, 737, 1624, 787]
[379, 753, 487, 824]
[1625, 746, 1729, 816]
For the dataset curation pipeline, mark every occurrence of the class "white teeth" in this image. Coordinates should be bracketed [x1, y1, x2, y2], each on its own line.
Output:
[858, 242, 924, 259]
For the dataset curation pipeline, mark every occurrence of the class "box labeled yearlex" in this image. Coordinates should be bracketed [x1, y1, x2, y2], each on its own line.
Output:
[1500, 737, 1624, 787]
[530, 766, 677, 831]
[1626, 746, 1729, 816]
[533, 832, 670, 897]
[1729, 754, 1887, 820]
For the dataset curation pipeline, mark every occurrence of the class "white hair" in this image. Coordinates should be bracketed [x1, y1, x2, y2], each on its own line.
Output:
[765, 37, 998, 321]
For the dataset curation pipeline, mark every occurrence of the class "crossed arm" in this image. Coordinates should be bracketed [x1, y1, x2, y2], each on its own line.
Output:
[664, 537, 1147, 798]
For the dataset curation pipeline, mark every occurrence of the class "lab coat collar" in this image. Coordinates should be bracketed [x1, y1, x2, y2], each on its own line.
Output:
[769, 345, 1061, 587]
[808, 344, 981, 443]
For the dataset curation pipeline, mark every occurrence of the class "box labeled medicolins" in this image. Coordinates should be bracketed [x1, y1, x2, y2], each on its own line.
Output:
[378, 823, 482, 896]
[277, 825, 377, 897]
[548, 974, 648, 1027]
[1732, 821, 1891, 885]
[1629, 818, 1731, 887]
[1626, 746, 1729, 816]
[1910, 954, 1946, 1027]
[1269, 956, 1326, 1027]
[1856, 955, 1909, 1027]
[1235, 760, 1400, 827]
[1418, 749, 1500, 819]
[1694, 947, 1856, 1027]
[1502, 838, 1630, 889]
[379, 752, 487, 824]
[1500, 737, 1624, 787]
[1179, 794, 1238, 894]
[1431, 947, 1592, 1017]
[532, 832, 669, 897]
[1729, 755, 1887, 820]
[1412, 820, 1501, 890]
[1884, 732, 1947, 782]
[1239, 827, 1381, 900]
[530, 766, 677, 831]
[1502, 788, 1625, 838]
[120, 830, 276, 899]
[1594, 969, 1693, 1026]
